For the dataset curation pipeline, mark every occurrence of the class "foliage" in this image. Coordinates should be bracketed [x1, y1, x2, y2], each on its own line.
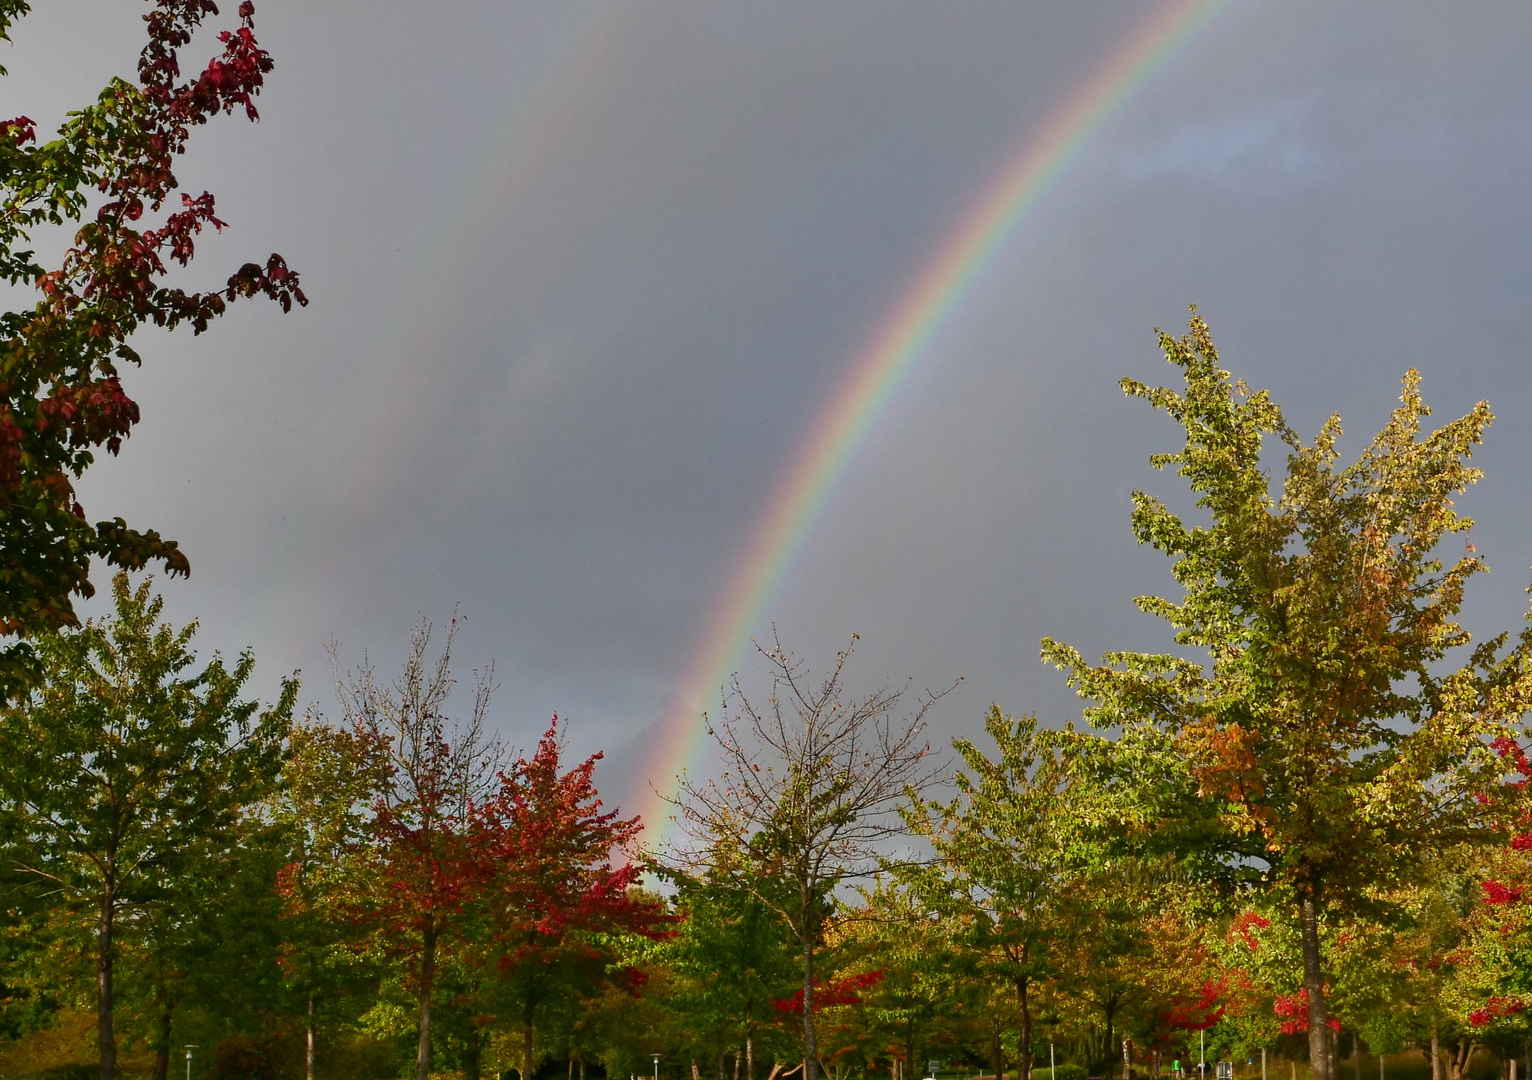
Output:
[670, 635, 949, 1080]
[1041, 311, 1532, 1080]
[334, 612, 501, 1080]
[901, 709, 1078, 1080]
[480, 717, 665, 1080]
[0, 572, 295, 1079]
[0, 0, 304, 654]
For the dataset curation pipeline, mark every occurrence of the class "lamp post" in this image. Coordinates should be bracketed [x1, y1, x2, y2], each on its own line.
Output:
[185, 1045, 197, 1080]
[654, 1054, 661, 1080]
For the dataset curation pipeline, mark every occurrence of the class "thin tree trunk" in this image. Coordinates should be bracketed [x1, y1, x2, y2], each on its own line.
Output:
[98, 887, 117, 1080]
[748, 1033, 755, 1080]
[992, 1015, 1004, 1080]
[1430, 1027, 1442, 1080]
[1104, 1001, 1118, 1080]
[1018, 979, 1033, 1080]
[307, 993, 316, 1080]
[802, 936, 819, 1080]
[417, 924, 438, 1080]
[463, 1023, 482, 1080]
[1124, 1038, 1132, 1080]
[1300, 893, 1330, 1080]
[150, 992, 172, 1080]
[524, 1021, 536, 1080]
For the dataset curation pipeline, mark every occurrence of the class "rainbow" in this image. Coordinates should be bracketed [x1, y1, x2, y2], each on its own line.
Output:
[641, 0, 1239, 844]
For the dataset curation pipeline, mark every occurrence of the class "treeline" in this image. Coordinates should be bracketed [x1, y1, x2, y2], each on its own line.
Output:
[5, 317, 1532, 1080]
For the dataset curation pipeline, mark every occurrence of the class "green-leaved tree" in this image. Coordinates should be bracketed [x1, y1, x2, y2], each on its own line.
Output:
[0, 573, 295, 1080]
[1042, 311, 1532, 1080]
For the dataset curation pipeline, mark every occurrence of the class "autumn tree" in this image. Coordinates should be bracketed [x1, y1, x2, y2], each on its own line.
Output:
[1042, 311, 1532, 1080]
[0, 572, 295, 1080]
[0, 0, 305, 657]
[335, 614, 501, 1080]
[671, 635, 949, 1080]
[480, 718, 664, 1080]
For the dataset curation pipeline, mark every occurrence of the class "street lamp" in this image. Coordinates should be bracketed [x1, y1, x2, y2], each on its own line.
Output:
[184, 1045, 197, 1080]
[654, 1054, 661, 1080]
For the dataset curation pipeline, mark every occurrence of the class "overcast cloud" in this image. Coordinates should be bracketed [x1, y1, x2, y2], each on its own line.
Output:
[9, 1, 1532, 827]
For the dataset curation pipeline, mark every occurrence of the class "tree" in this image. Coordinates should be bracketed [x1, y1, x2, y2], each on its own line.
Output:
[902, 709, 1078, 1080]
[481, 718, 664, 1080]
[1042, 311, 1532, 1080]
[659, 869, 800, 1080]
[274, 715, 391, 1080]
[335, 614, 501, 1080]
[0, 0, 305, 656]
[0, 571, 295, 1080]
[671, 635, 949, 1080]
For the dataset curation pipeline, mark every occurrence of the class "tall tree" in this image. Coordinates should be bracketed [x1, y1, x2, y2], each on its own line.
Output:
[1041, 311, 1532, 1080]
[0, 0, 305, 655]
[336, 614, 501, 1080]
[672, 636, 949, 1080]
[0, 572, 295, 1080]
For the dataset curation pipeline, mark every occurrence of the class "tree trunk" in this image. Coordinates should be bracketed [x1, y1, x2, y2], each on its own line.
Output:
[524, 1021, 536, 1080]
[307, 993, 316, 1080]
[1124, 1038, 1132, 1080]
[149, 992, 172, 1078]
[1103, 999, 1117, 1080]
[1431, 1027, 1442, 1080]
[1018, 979, 1033, 1080]
[417, 924, 438, 1080]
[150, 994, 172, 1080]
[462, 1022, 481, 1080]
[748, 1034, 755, 1080]
[98, 887, 117, 1080]
[992, 1015, 1004, 1080]
[802, 937, 819, 1080]
[1300, 893, 1330, 1080]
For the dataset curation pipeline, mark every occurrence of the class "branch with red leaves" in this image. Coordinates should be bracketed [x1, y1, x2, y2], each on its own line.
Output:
[0, 0, 305, 656]
[773, 970, 886, 1016]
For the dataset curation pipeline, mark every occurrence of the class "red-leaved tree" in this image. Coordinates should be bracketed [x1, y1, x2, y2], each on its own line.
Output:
[336, 616, 501, 1080]
[483, 717, 668, 1080]
[0, 0, 305, 658]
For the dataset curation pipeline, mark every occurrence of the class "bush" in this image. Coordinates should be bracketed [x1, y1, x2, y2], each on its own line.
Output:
[1034, 1066, 1088, 1080]
[36, 1067, 97, 1080]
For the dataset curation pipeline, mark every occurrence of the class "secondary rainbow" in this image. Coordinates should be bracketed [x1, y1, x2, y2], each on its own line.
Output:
[640, 0, 1239, 845]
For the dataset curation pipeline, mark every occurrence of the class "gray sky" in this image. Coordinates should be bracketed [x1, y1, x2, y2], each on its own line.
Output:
[12, 1, 1532, 832]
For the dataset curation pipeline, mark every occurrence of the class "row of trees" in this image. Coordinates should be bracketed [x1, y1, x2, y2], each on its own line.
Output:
[5, 315, 1532, 1080]
[0, 589, 665, 1080]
